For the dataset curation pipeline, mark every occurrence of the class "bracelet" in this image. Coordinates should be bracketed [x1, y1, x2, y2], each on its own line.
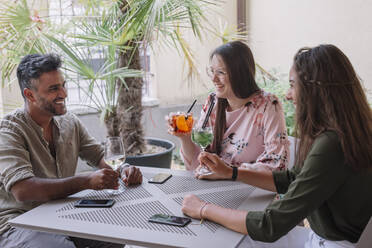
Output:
[199, 202, 209, 224]
[232, 166, 238, 181]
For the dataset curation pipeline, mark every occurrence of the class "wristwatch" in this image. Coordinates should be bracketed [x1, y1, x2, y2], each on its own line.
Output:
[232, 166, 238, 181]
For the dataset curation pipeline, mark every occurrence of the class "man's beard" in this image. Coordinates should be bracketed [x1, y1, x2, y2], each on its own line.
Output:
[39, 97, 66, 116]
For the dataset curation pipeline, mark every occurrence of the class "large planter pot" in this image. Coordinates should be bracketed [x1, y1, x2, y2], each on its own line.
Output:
[125, 137, 175, 168]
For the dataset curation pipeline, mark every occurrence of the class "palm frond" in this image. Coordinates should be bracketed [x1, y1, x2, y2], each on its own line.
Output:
[214, 19, 248, 44]
[0, 0, 53, 86]
[109, 0, 220, 81]
[46, 33, 143, 111]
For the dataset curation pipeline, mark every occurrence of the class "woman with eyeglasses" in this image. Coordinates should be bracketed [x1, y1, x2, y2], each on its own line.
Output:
[168, 41, 289, 176]
[182, 44, 372, 247]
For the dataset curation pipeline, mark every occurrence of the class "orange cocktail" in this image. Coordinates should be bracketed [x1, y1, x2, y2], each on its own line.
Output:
[169, 112, 194, 134]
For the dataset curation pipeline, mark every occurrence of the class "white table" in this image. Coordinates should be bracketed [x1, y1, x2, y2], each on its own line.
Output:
[9, 166, 275, 248]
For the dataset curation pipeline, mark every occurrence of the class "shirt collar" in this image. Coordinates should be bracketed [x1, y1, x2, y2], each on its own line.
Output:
[23, 109, 62, 133]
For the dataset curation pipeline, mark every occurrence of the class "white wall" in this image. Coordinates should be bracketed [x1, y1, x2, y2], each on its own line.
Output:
[0, 87, 3, 116]
[247, 0, 372, 99]
[0, 83, 23, 116]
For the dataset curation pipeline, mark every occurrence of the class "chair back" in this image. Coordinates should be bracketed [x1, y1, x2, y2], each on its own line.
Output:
[356, 217, 372, 248]
[288, 136, 298, 169]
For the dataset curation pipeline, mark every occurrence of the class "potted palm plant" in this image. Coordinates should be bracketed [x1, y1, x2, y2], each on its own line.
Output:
[0, 0, 222, 168]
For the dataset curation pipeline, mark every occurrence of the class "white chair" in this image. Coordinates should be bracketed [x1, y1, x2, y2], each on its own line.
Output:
[288, 136, 298, 169]
[356, 217, 372, 248]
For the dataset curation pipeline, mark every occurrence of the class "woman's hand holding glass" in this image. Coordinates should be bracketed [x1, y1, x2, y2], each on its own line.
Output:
[166, 110, 221, 177]
[196, 152, 233, 180]
[166, 112, 194, 138]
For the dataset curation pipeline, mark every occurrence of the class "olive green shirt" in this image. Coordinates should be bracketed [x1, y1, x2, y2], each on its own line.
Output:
[246, 131, 372, 243]
[0, 109, 104, 235]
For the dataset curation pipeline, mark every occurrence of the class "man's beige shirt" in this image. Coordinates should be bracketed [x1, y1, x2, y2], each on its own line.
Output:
[0, 109, 104, 235]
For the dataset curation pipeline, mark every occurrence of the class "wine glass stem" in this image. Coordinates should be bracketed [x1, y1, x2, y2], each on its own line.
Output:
[118, 178, 123, 191]
[201, 147, 206, 163]
[200, 147, 211, 172]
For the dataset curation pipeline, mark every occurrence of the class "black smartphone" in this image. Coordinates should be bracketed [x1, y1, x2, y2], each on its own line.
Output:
[148, 173, 172, 184]
[74, 199, 115, 208]
[148, 214, 191, 227]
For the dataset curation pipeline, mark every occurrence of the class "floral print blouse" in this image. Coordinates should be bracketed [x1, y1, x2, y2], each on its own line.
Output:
[182, 90, 289, 171]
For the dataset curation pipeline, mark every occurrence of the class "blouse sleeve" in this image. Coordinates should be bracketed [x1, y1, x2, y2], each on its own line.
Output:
[241, 98, 289, 171]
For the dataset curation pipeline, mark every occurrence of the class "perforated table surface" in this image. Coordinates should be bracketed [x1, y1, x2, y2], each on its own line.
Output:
[9, 166, 275, 248]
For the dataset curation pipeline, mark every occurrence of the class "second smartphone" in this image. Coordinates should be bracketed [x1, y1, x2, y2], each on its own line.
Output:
[148, 173, 172, 184]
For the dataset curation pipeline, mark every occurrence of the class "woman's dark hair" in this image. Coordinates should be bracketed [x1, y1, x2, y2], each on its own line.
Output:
[17, 53, 62, 99]
[293, 44, 372, 170]
[209, 41, 260, 155]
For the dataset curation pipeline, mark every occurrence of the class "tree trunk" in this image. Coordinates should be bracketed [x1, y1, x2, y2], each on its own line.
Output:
[116, 47, 146, 156]
[103, 0, 145, 156]
[104, 107, 120, 137]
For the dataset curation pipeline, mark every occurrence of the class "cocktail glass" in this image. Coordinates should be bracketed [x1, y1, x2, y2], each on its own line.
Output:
[168, 112, 194, 134]
[191, 126, 214, 175]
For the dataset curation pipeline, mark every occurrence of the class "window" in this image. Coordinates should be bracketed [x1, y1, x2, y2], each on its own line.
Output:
[48, 0, 152, 112]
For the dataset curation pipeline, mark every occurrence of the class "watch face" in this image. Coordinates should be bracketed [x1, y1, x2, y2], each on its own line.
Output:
[232, 167, 238, 180]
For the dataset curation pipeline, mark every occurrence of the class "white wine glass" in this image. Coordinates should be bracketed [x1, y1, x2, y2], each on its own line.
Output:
[104, 136, 126, 194]
[191, 125, 214, 175]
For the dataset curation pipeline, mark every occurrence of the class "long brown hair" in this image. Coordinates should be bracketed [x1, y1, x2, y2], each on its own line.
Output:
[293, 44, 372, 170]
[209, 41, 260, 155]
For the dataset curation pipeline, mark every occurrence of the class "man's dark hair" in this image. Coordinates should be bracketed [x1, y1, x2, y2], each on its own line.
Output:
[17, 54, 62, 98]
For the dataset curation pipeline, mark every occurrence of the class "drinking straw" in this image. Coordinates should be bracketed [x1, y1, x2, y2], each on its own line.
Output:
[186, 99, 197, 114]
[202, 95, 215, 128]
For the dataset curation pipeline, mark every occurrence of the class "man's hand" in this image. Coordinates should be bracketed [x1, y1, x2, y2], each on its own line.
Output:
[87, 168, 119, 190]
[121, 166, 142, 186]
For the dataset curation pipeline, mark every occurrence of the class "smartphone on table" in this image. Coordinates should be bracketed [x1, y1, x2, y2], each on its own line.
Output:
[148, 214, 191, 227]
[148, 173, 172, 184]
[74, 199, 115, 208]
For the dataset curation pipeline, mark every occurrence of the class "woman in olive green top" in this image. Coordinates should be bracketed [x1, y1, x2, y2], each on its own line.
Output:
[182, 44, 372, 247]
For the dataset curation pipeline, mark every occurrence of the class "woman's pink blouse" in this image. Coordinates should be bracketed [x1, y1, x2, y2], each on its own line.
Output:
[181, 91, 289, 171]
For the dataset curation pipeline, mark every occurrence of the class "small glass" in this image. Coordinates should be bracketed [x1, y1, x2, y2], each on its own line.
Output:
[168, 112, 194, 134]
[104, 136, 126, 195]
[191, 126, 214, 175]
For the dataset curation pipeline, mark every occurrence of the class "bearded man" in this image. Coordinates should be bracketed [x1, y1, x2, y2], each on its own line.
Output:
[0, 54, 142, 247]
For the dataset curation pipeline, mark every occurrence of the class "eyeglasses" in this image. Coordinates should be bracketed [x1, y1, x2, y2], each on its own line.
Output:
[206, 67, 227, 79]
